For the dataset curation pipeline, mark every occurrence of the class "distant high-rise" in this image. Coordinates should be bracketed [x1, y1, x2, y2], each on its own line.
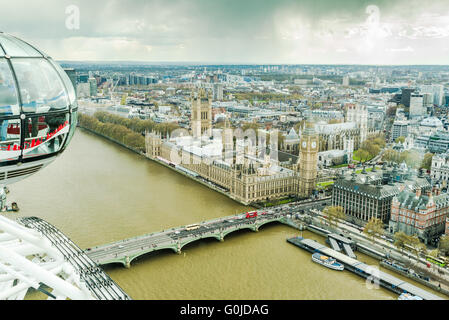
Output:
[409, 93, 424, 118]
[342, 75, 350, 86]
[400, 88, 416, 108]
[64, 68, 77, 91]
[422, 84, 444, 106]
[88, 77, 97, 97]
[213, 83, 223, 101]
[423, 92, 434, 108]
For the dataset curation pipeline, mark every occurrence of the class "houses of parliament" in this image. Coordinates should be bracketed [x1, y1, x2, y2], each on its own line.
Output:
[146, 89, 319, 205]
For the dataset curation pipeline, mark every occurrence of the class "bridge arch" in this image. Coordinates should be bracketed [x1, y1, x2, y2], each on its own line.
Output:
[97, 259, 129, 268]
[221, 224, 258, 239]
[127, 246, 179, 266]
[255, 219, 280, 230]
[179, 234, 222, 250]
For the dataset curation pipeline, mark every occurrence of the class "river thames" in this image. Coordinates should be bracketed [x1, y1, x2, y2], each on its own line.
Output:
[8, 129, 445, 300]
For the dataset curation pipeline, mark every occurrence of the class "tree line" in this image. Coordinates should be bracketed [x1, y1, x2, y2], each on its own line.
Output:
[94, 111, 180, 136]
[78, 113, 146, 151]
[354, 135, 386, 163]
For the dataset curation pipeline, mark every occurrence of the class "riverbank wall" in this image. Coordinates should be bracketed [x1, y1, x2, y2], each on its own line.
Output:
[380, 260, 449, 297]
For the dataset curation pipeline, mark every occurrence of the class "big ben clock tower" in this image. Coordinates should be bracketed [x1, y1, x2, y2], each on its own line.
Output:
[298, 120, 318, 198]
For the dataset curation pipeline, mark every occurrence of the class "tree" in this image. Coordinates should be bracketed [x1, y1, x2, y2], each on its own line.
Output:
[395, 136, 405, 144]
[355, 135, 385, 163]
[439, 235, 449, 256]
[356, 149, 371, 163]
[382, 148, 400, 163]
[386, 106, 397, 117]
[323, 206, 345, 229]
[363, 217, 384, 243]
[393, 231, 408, 252]
[421, 153, 433, 171]
[407, 234, 426, 261]
[120, 95, 127, 105]
[429, 248, 440, 258]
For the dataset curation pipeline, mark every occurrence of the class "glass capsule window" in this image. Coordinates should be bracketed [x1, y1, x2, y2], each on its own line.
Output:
[0, 34, 43, 57]
[0, 58, 20, 116]
[12, 58, 70, 113]
[48, 59, 76, 106]
[0, 33, 77, 166]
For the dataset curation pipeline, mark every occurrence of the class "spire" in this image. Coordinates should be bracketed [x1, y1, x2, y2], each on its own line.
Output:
[302, 115, 316, 136]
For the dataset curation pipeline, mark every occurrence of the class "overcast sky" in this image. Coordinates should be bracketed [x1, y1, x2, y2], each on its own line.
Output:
[2, 0, 449, 64]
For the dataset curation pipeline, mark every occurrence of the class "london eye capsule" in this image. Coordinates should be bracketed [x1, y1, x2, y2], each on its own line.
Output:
[0, 32, 77, 185]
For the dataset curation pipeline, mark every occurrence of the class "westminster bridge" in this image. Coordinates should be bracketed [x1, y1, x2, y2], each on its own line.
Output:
[85, 197, 331, 268]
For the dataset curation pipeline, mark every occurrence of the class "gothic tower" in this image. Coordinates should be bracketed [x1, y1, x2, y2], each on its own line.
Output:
[191, 88, 212, 139]
[346, 104, 368, 144]
[145, 130, 162, 159]
[298, 120, 318, 198]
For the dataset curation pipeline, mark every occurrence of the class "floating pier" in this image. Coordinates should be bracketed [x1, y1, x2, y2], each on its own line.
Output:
[287, 237, 444, 300]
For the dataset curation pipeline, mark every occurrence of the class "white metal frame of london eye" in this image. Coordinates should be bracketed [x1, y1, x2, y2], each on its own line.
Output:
[0, 215, 95, 300]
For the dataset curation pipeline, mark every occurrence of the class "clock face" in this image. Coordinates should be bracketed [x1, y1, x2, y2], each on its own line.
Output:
[311, 141, 317, 149]
[302, 141, 307, 148]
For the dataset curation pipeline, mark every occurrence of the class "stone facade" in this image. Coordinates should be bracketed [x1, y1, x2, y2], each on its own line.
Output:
[298, 123, 318, 198]
[191, 88, 212, 139]
[332, 164, 431, 224]
[390, 187, 449, 244]
[346, 104, 368, 144]
[431, 153, 449, 187]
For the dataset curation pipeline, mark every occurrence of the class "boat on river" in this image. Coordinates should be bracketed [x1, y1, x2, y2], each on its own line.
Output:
[398, 292, 423, 300]
[311, 252, 344, 271]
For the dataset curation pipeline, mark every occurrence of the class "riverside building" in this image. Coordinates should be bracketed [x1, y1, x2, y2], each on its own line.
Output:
[332, 164, 431, 224]
[389, 186, 449, 244]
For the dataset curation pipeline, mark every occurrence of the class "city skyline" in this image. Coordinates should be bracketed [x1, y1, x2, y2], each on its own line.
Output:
[3, 0, 449, 65]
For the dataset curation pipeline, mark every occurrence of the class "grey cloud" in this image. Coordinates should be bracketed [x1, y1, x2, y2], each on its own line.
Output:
[1, 0, 449, 63]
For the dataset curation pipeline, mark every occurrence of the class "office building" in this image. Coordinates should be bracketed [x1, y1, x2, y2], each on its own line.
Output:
[392, 120, 408, 141]
[400, 88, 416, 108]
[409, 93, 424, 118]
[332, 164, 431, 224]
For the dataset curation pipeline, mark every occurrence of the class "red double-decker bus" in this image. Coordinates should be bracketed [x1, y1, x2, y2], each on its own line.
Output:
[246, 211, 258, 219]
